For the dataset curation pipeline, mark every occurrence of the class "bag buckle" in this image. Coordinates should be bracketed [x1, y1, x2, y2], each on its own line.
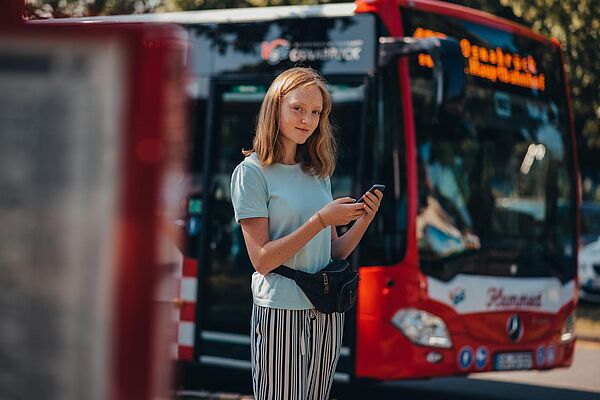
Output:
[322, 273, 329, 294]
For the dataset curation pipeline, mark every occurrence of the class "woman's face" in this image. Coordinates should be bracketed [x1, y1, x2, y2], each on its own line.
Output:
[278, 84, 323, 148]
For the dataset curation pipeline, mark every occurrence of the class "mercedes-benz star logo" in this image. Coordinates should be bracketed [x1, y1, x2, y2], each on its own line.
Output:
[507, 314, 523, 342]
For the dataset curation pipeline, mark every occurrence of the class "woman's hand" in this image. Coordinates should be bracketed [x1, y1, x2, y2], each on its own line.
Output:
[329, 190, 384, 259]
[319, 197, 365, 227]
[357, 190, 383, 222]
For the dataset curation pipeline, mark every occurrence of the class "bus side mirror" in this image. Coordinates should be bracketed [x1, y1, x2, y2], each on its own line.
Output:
[378, 36, 465, 116]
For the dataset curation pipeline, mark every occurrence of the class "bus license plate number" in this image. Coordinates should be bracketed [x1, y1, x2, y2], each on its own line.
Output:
[494, 352, 533, 371]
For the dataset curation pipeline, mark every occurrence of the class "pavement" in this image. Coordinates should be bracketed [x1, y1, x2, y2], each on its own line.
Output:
[578, 333, 600, 342]
[176, 339, 600, 400]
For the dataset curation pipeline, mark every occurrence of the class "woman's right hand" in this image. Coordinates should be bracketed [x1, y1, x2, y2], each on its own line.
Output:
[318, 197, 365, 227]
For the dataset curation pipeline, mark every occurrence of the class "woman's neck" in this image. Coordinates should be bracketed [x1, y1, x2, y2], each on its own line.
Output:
[280, 157, 297, 165]
[281, 142, 297, 165]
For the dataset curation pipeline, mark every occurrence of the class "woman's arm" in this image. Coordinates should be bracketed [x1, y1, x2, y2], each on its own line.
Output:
[240, 197, 365, 275]
[331, 190, 383, 260]
[240, 215, 323, 275]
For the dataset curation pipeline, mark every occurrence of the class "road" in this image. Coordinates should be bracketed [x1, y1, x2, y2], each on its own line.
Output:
[179, 341, 600, 400]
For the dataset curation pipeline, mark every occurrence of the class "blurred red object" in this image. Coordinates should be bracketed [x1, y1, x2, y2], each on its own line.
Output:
[0, 2, 190, 399]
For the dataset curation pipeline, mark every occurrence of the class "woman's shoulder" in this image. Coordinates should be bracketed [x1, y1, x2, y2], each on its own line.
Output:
[235, 153, 262, 171]
[232, 153, 266, 182]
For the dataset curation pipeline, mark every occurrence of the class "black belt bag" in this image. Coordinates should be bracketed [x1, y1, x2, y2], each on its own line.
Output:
[272, 259, 359, 314]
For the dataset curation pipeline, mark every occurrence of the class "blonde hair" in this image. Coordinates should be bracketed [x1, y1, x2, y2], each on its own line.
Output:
[242, 67, 336, 178]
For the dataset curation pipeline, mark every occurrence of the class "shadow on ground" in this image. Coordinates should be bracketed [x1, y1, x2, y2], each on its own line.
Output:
[330, 377, 600, 400]
[177, 368, 599, 400]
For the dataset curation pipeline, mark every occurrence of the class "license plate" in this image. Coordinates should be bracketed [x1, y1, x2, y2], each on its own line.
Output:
[494, 352, 533, 371]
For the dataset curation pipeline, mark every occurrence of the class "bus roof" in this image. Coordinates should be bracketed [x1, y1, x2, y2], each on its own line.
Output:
[30, 0, 554, 47]
[30, 3, 356, 24]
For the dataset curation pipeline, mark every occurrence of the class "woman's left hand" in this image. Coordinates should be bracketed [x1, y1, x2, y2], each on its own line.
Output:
[358, 189, 383, 222]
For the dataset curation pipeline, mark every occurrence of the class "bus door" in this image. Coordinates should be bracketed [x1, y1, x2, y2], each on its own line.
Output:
[195, 76, 376, 380]
[194, 80, 264, 370]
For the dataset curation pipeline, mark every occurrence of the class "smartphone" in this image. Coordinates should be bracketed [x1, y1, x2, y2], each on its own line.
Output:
[356, 184, 386, 203]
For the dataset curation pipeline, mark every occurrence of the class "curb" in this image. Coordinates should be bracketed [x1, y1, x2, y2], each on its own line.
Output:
[578, 334, 600, 343]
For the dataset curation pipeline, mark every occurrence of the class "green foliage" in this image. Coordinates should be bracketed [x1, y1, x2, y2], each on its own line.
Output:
[500, 0, 599, 150]
[24, 0, 161, 17]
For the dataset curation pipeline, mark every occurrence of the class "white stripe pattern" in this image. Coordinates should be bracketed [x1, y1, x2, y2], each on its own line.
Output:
[250, 305, 344, 400]
[178, 321, 195, 347]
[180, 277, 197, 302]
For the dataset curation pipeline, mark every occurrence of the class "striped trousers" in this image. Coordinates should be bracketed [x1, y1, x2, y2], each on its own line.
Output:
[250, 304, 345, 400]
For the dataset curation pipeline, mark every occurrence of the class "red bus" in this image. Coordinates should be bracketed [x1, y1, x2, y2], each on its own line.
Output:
[38, 0, 579, 386]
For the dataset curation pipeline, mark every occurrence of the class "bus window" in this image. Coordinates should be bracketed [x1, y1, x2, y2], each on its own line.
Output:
[330, 82, 368, 199]
[325, 76, 407, 266]
[353, 68, 408, 266]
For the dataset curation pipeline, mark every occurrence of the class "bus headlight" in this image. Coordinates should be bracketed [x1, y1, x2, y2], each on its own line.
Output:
[560, 311, 576, 343]
[391, 308, 453, 348]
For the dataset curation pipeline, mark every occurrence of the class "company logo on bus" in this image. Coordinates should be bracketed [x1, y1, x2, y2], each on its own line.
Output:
[487, 287, 542, 309]
[413, 27, 546, 91]
[261, 39, 291, 65]
[261, 38, 363, 65]
[506, 314, 524, 342]
[449, 287, 466, 305]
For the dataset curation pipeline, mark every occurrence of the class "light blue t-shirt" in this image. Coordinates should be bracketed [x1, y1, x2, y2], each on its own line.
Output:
[230, 153, 333, 309]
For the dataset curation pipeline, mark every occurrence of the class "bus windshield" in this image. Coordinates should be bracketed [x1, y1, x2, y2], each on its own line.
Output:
[401, 8, 576, 282]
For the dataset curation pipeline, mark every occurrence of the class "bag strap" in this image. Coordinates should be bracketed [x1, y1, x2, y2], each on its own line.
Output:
[271, 265, 297, 280]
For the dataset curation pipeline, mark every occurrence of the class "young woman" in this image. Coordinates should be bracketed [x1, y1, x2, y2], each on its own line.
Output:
[230, 67, 383, 400]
